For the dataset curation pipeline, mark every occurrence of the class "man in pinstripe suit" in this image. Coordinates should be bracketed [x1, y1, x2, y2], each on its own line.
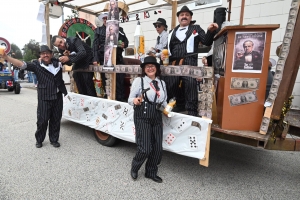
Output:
[161, 6, 218, 116]
[0, 45, 68, 148]
[51, 35, 97, 97]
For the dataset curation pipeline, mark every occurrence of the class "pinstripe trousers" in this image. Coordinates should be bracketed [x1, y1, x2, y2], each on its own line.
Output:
[73, 71, 97, 97]
[131, 103, 163, 177]
[161, 75, 198, 116]
[35, 93, 63, 143]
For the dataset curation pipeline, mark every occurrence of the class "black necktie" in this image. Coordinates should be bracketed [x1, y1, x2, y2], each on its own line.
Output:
[179, 28, 186, 31]
[152, 80, 160, 91]
[156, 36, 160, 45]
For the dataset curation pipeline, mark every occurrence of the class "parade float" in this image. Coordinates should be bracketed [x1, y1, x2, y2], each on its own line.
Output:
[39, 0, 300, 167]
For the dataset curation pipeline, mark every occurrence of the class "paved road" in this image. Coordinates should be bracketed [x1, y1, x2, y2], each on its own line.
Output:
[1, 84, 300, 200]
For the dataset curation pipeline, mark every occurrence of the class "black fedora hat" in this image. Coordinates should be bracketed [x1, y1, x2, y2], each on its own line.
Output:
[140, 56, 160, 68]
[39, 45, 53, 53]
[177, 6, 193, 17]
[153, 18, 168, 28]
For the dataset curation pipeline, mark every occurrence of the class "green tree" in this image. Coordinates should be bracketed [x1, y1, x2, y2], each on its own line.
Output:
[65, 8, 79, 21]
[22, 40, 40, 61]
[11, 43, 23, 59]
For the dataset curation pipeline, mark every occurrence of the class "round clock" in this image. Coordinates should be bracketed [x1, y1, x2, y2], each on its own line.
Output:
[58, 18, 96, 47]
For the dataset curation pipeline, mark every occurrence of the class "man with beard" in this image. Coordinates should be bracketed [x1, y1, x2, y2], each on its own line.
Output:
[161, 6, 218, 116]
[51, 35, 97, 97]
[92, 12, 129, 101]
[0, 45, 67, 148]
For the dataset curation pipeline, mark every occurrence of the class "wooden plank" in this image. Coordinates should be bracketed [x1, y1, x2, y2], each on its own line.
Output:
[171, 1, 178, 29]
[271, 8, 300, 119]
[110, 47, 117, 100]
[45, 3, 51, 47]
[239, 0, 245, 25]
[214, 25, 280, 40]
[259, 105, 273, 135]
[200, 117, 211, 167]
[211, 124, 270, 141]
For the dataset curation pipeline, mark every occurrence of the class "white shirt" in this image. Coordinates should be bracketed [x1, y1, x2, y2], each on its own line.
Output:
[176, 26, 188, 42]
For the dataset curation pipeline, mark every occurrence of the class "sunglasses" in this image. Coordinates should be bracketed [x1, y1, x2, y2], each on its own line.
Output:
[154, 24, 161, 28]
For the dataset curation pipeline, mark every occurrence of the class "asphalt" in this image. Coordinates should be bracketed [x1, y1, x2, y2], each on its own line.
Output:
[0, 85, 300, 200]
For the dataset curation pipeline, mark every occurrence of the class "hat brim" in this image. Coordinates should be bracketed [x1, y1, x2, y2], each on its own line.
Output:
[152, 21, 168, 28]
[176, 10, 193, 17]
[98, 13, 108, 21]
[269, 58, 276, 67]
[140, 62, 160, 68]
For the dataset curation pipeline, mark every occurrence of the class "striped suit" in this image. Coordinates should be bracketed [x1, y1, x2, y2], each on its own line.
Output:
[163, 24, 215, 116]
[25, 59, 67, 144]
[129, 76, 167, 178]
[59, 37, 96, 97]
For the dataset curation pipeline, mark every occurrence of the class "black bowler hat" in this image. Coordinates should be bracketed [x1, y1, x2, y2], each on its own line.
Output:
[177, 6, 193, 17]
[140, 56, 160, 68]
[153, 18, 168, 28]
[39, 45, 53, 53]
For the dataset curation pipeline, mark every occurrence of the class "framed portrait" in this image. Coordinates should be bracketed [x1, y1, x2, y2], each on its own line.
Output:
[105, 20, 119, 47]
[232, 32, 266, 73]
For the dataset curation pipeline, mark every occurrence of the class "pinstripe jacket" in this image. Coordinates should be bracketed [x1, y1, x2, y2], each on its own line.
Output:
[168, 24, 215, 66]
[59, 37, 93, 70]
[25, 59, 67, 100]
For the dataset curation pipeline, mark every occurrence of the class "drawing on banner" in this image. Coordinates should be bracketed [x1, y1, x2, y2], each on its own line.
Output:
[105, 21, 119, 46]
[108, 0, 119, 20]
[232, 32, 266, 73]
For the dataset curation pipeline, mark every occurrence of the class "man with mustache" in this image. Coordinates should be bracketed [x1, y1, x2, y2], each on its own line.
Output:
[0, 45, 68, 148]
[161, 6, 218, 116]
[51, 35, 97, 97]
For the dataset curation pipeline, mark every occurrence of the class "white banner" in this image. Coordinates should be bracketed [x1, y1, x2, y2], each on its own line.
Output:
[63, 93, 212, 159]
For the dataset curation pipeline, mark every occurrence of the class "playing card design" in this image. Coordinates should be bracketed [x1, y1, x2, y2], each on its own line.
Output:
[132, 126, 136, 136]
[164, 133, 176, 145]
[119, 120, 126, 131]
[176, 119, 189, 133]
[86, 113, 91, 121]
[72, 97, 77, 105]
[74, 111, 80, 119]
[87, 100, 97, 109]
[106, 106, 120, 121]
[189, 135, 198, 150]
[95, 116, 101, 126]
[83, 107, 89, 112]
[79, 98, 85, 107]
[102, 113, 108, 120]
[101, 102, 108, 110]
[191, 121, 201, 131]
[68, 109, 72, 116]
[115, 104, 121, 110]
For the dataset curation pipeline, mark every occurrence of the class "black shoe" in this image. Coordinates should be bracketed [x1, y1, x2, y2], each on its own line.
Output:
[50, 142, 60, 148]
[36, 142, 42, 148]
[131, 170, 138, 180]
[145, 174, 163, 183]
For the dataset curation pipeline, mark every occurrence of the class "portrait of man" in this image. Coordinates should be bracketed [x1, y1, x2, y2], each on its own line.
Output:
[108, 0, 119, 20]
[104, 46, 113, 66]
[105, 21, 119, 46]
[242, 81, 248, 88]
[232, 32, 266, 73]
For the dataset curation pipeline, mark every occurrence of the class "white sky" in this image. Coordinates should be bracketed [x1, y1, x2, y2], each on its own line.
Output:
[0, 0, 72, 51]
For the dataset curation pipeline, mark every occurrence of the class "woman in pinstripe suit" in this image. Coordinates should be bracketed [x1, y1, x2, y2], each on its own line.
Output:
[1, 45, 67, 148]
[128, 56, 167, 183]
